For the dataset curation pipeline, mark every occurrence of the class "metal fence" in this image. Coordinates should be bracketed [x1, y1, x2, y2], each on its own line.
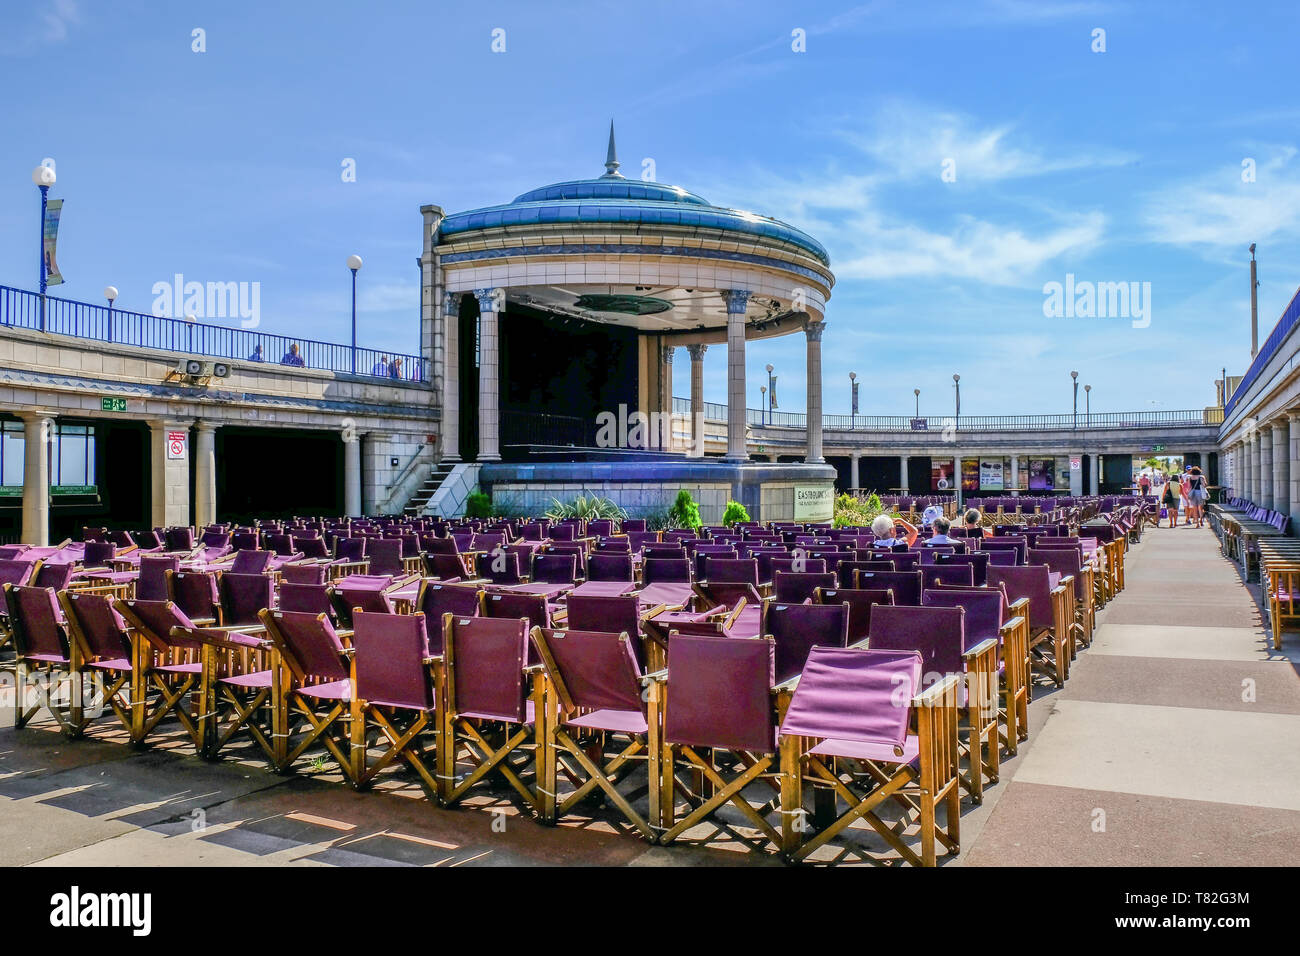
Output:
[674, 396, 1222, 431]
[0, 284, 428, 382]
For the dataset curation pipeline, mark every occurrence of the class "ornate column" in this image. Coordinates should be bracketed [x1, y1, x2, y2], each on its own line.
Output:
[1250, 430, 1261, 502]
[1273, 422, 1290, 516]
[441, 292, 461, 462]
[474, 288, 501, 462]
[1089, 453, 1100, 495]
[1260, 426, 1274, 509]
[723, 289, 750, 461]
[660, 344, 675, 450]
[1010, 455, 1020, 497]
[849, 452, 860, 493]
[19, 411, 53, 546]
[804, 320, 826, 464]
[194, 421, 218, 528]
[1289, 417, 1300, 529]
[344, 425, 363, 516]
[688, 343, 707, 458]
[900, 455, 910, 496]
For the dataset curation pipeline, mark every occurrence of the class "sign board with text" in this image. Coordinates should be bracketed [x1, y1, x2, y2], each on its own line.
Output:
[101, 397, 127, 412]
[793, 485, 834, 521]
[167, 430, 187, 460]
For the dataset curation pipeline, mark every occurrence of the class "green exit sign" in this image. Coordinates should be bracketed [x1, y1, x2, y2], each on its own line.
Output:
[101, 397, 127, 412]
[1153, 445, 1165, 453]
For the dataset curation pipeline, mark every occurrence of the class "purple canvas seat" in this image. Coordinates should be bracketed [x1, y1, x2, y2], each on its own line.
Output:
[168, 569, 221, 624]
[532, 552, 578, 585]
[439, 615, 539, 808]
[921, 563, 974, 590]
[476, 548, 524, 585]
[852, 569, 922, 606]
[1029, 546, 1092, 648]
[773, 571, 837, 605]
[278, 582, 335, 618]
[228, 549, 272, 575]
[422, 552, 466, 581]
[350, 610, 438, 795]
[137, 554, 180, 602]
[415, 581, 481, 654]
[59, 590, 134, 733]
[594, 537, 631, 553]
[230, 531, 260, 552]
[219, 572, 274, 626]
[258, 608, 356, 777]
[643, 557, 692, 585]
[531, 626, 660, 839]
[815, 587, 894, 643]
[165, 527, 196, 552]
[335, 576, 396, 624]
[659, 633, 785, 849]
[778, 646, 961, 866]
[621, 519, 647, 533]
[764, 601, 849, 682]
[980, 538, 1027, 565]
[280, 562, 328, 585]
[167, 619, 275, 761]
[587, 552, 633, 582]
[4, 584, 76, 732]
[627, 530, 659, 551]
[934, 551, 990, 586]
[837, 559, 895, 587]
[587, 519, 615, 538]
[770, 557, 827, 580]
[367, 538, 406, 577]
[988, 564, 1068, 687]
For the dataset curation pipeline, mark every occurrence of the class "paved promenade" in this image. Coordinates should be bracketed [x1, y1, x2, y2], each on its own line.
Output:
[2, 525, 1297, 867]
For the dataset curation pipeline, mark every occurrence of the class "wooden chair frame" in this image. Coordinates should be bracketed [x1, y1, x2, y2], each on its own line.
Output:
[779, 675, 961, 867]
[114, 599, 205, 748]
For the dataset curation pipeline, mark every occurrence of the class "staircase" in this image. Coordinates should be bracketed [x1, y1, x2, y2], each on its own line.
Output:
[403, 462, 458, 516]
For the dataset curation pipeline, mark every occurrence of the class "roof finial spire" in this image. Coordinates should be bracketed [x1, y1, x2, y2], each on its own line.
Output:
[602, 120, 623, 178]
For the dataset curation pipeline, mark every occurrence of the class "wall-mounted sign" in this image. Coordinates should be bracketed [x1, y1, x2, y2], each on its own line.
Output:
[979, 459, 1004, 490]
[101, 397, 127, 412]
[930, 458, 954, 491]
[793, 485, 833, 520]
[52, 485, 97, 496]
[167, 430, 187, 460]
[1070, 456, 1082, 470]
[961, 458, 980, 492]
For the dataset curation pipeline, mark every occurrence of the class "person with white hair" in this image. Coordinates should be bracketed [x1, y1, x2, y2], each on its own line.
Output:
[870, 513, 918, 548]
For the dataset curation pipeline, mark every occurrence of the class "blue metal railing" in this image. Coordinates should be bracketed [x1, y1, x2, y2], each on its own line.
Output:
[674, 396, 1221, 431]
[0, 284, 428, 382]
[1225, 285, 1300, 419]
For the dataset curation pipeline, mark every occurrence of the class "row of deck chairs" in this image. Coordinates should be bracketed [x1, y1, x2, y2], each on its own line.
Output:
[2, 512, 1132, 865]
[1210, 496, 1290, 576]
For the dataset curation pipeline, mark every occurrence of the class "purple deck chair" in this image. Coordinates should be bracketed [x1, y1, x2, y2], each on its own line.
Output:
[815, 587, 894, 644]
[7, 584, 81, 734]
[220, 572, 274, 626]
[531, 627, 659, 839]
[921, 563, 974, 591]
[988, 564, 1068, 687]
[423, 552, 466, 581]
[31, 561, 74, 593]
[773, 571, 837, 605]
[621, 519, 647, 533]
[476, 548, 524, 585]
[765, 601, 849, 682]
[439, 615, 538, 808]
[416, 582, 481, 655]
[114, 598, 206, 746]
[229, 549, 271, 575]
[257, 608, 355, 777]
[934, 551, 990, 587]
[533, 552, 578, 585]
[980, 538, 1027, 565]
[335, 576, 396, 624]
[168, 569, 221, 625]
[281, 562, 328, 586]
[59, 590, 133, 732]
[1028, 546, 1091, 647]
[367, 538, 406, 577]
[165, 527, 196, 552]
[659, 633, 784, 848]
[350, 610, 438, 795]
[594, 537, 631, 553]
[778, 646, 960, 866]
[771, 557, 828, 580]
[837, 560, 895, 587]
[588, 552, 634, 582]
[278, 582, 335, 618]
[853, 569, 922, 606]
[137, 554, 180, 603]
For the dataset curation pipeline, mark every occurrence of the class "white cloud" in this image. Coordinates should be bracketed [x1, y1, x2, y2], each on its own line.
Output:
[1, 0, 81, 54]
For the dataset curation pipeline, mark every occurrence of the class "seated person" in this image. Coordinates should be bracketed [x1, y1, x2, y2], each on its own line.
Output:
[870, 513, 919, 548]
[927, 516, 958, 544]
[280, 343, 306, 367]
[963, 507, 993, 538]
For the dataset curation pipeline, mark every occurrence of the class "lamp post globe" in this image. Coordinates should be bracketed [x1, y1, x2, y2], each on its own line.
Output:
[32, 165, 55, 187]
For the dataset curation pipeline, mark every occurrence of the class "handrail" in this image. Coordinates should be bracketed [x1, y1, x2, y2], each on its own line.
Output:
[0, 284, 428, 382]
[673, 397, 1222, 431]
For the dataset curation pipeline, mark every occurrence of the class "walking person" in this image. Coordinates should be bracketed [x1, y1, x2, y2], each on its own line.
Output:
[1185, 465, 1208, 528]
[1161, 471, 1182, 528]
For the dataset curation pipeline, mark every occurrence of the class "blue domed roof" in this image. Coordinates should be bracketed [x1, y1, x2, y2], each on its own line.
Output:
[438, 125, 830, 268]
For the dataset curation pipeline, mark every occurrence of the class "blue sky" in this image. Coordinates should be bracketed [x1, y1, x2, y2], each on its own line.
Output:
[2, 0, 1298, 416]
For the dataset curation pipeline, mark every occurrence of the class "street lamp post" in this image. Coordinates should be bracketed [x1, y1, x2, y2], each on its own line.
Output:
[104, 285, 118, 343]
[765, 363, 774, 426]
[952, 374, 960, 430]
[1084, 384, 1091, 426]
[849, 371, 857, 429]
[33, 165, 56, 331]
[347, 255, 363, 374]
[914, 388, 920, 420]
[760, 385, 767, 422]
[1071, 370, 1079, 429]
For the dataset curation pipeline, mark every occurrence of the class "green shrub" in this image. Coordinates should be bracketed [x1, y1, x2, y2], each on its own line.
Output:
[833, 491, 889, 529]
[465, 489, 493, 519]
[667, 489, 702, 532]
[721, 500, 751, 526]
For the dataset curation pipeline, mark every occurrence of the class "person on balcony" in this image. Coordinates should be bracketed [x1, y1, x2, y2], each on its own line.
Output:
[280, 343, 305, 367]
[389, 356, 403, 380]
[248, 344, 264, 362]
[371, 355, 389, 376]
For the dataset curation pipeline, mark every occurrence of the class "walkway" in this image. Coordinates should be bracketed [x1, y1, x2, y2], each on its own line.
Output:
[965, 524, 1300, 865]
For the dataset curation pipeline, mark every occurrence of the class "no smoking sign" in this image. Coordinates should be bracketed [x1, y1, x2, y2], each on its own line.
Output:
[167, 430, 187, 460]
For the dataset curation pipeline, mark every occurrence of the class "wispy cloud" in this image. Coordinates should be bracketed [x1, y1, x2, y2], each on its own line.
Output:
[1, 0, 81, 55]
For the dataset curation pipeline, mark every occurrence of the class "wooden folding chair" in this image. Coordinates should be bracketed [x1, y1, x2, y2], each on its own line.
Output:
[436, 614, 543, 811]
[1268, 566, 1300, 651]
[6, 584, 88, 737]
[114, 598, 207, 748]
[779, 647, 961, 866]
[531, 627, 663, 841]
